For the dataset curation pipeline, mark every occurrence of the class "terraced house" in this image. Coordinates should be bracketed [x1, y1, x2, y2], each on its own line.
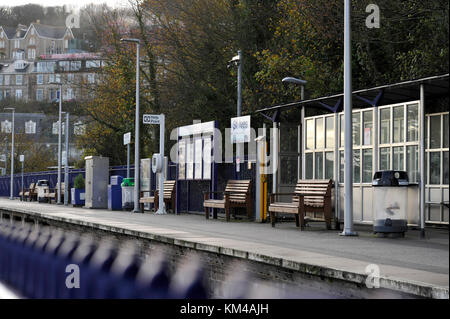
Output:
[0, 21, 101, 102]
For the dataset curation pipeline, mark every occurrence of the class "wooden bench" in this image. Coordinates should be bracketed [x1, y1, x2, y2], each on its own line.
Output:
[45, 182, 66, 204]
[20, 183, 36, 201]
[28, 183, 38, 201]
[269, 179, 333, 230]
[139, 180, 176, 213]
[203, 180, 253, 222]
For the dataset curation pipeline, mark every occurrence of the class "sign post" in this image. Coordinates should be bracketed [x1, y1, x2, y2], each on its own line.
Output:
[231, 115, 251, 175]
[123, 132, 131, 178]
[19, 155, 24, 201]
[143, 114, 166, 214]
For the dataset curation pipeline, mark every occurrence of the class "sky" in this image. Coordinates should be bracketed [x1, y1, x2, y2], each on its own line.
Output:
[1, 0, 130, 9]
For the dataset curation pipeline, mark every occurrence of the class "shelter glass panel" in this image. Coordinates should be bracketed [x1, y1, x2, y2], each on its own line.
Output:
[326, 116, 334, 148]
[352, 112, 361, 146]
[325, 152, 334, 179]
[393, 146, 404, 170]
[393, 106, 404, 143]
[363, 110, 373, 145]
[316, 118, 324, 149]
[430, 115, 441, 149]
[305, 153, 313, 179]
[306, 119, 314, 150]
[380, 147, 390, 170]
[444, 114, 449, 149]
[315, 152, 324, 179]
[407, 146, 419, 183]
[380, 108, 390, 144]
[429, 152, 440, 185]
[363, 149, 373, 183]
[353, 149, 360, 183]
[407, 103, 419, 142]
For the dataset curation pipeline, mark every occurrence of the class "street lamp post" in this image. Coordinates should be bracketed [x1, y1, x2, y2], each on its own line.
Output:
[57, 84, 63, 204]
[341, 0, 357, 236]
[4, 107, 15, 200]
[63, 112, 70, 205]
[120, 38, 141, 213]
[49, 82, 63, 205]
[228, 51, 243, 174]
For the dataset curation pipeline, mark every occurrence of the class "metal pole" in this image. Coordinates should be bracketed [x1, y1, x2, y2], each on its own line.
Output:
[341, 0, 357, 236]
[236, 50, 242, 174]
[419, 84, 426, 238]
[57, 84, 62, 204]
[133, 42, 140, 213]
[21, 161, 24, 201]
[299, 86, 304, 180]
[272, 121, 278, 194]
[10, 109, 14, 200]
[64, 112, 69, 205]
[156, 114, 166, 214]
[127, 143, 130, 178]
[237, 50, 242, 117]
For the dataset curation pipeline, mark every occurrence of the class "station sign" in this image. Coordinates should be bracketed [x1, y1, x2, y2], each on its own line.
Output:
[123, 132, 131, 145]
[143, 114, 161, 125]
[231, 115, 251, 143]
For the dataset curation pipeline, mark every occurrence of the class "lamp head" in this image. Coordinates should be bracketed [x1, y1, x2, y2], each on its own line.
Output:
[282, 77, 307, 85]
[120, 38, 141, 44]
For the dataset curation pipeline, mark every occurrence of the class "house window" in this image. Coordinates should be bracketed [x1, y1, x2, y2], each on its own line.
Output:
[0, 40, 4, 48]
[16, 75, 23, 85]
[14, 40, 19, 49]
[29, 37, 35, 45]
[37, 74, 43, 85]
[88, 73, 95, 84]
[64, 39, 68, 49]
[0, 75, 3, 85]
[5, 75, 10, 85]
[25, 120, 36, 134]
[49, 74, 55, 83]
[66, 87, 73, 100]
[36, 89, 44, 101]
[1, 120, 12, 133]
[52, 121, 65, 135]
[67, 73, 74, 82]
[31, 27, 35, 35]
[74, 121, 86, 135]
[15, 89, 23, 99]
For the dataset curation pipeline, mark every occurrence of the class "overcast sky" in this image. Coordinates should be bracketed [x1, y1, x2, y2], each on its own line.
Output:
[2, 0, 130, 9]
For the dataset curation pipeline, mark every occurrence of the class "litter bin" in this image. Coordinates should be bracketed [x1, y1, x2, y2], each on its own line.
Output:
[372, 170, 409, 236]
[108, 175, 123, 210]
[121, 178, 135, 210]
[36, 179, 50, 203]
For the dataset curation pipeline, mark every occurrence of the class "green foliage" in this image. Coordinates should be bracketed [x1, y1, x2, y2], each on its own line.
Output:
[74, 174, 85, 189]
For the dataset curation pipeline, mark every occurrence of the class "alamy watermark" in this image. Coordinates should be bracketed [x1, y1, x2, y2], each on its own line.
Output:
[65, 264, 80, 289]
[366, 4, 380, 29]
[365, 264, 380, 288]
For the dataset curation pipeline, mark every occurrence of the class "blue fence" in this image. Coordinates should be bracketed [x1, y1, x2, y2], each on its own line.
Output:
[0, 160, 255, 214]
[0, 165, 133, 198]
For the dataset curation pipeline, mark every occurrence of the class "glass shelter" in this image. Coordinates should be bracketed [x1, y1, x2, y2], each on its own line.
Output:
[257, 74, 449, 227]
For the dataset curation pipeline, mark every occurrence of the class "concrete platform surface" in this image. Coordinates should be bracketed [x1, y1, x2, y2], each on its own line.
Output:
[0, 198, 448, 298]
